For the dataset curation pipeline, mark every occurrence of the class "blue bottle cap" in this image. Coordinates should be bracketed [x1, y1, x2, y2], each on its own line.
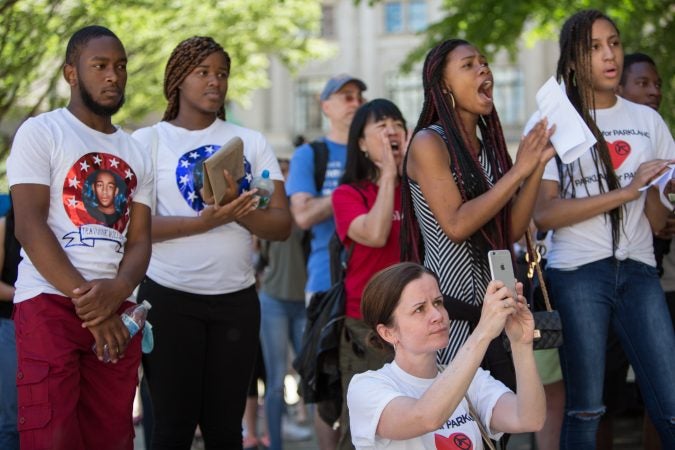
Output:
[262, 169, 270, 178]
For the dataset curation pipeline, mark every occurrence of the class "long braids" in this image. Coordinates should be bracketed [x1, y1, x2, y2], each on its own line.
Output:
[162, 36, 230, 122]
[401, 39, 513, 268]
[556, 10, 623, 251]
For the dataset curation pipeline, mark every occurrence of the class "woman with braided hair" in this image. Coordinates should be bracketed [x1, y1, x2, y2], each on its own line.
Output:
[400, 39, 554, 393]
[132, 36, 291, 449]
[533, 10, 675, 448]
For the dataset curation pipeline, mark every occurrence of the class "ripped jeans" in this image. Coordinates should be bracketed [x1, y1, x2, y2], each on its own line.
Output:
[548, 257, 675, 449]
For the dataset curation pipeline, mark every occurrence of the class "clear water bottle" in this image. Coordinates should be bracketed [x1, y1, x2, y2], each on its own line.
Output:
[93, 300, 152, 363]
[251, 169, 274, 209]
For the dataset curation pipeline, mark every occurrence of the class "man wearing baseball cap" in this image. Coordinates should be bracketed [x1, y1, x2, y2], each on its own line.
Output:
[285, 74, 366, 450]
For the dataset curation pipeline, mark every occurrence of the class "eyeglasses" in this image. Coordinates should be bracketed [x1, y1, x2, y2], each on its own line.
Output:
[332, 91, 364, 104]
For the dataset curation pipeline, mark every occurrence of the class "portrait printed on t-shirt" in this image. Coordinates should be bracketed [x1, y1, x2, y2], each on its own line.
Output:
[82, 169, 126, 227]
[63, 152, 135, 233]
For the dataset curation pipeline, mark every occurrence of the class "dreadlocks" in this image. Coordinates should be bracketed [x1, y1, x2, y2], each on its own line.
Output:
[401, 39, 513, 266]
[162, 36, 230, 122]
[556, 9, 623, 251]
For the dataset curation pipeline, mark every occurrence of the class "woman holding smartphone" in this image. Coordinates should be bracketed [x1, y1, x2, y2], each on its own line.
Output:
[533, 10, 675, 447]
[347, 262, 544, 449]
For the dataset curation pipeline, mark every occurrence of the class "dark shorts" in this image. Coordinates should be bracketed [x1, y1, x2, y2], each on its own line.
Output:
[14, 294, 141, 450]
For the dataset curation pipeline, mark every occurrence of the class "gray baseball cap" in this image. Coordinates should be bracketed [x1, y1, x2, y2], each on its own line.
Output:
[320, 74, 367, 101]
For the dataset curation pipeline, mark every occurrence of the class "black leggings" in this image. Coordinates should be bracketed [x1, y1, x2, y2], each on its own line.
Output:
[140, 277, 260, 450]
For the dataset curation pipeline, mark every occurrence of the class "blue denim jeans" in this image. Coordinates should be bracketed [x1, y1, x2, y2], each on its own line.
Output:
[0, 318, 19, 450]
[548, 257, 675, 449]
[259, 292, 307, 450]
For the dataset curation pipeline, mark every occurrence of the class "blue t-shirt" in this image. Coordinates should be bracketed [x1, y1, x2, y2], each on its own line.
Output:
[286, 138, 346, 293]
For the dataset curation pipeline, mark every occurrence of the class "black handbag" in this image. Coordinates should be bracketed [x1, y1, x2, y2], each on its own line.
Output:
[525, 230, 563, 350]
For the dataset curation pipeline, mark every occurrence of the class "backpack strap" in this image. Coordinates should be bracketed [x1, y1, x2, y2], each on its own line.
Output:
[150, 125, 159, 215]
[309, 140, 329, 194]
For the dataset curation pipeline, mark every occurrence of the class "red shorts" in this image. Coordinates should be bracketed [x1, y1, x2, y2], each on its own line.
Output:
[14, 293, 141, 450]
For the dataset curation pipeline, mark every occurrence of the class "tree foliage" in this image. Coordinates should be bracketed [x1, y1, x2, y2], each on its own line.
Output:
[372, 0, 674, 126]
[0, 0, 328, 162]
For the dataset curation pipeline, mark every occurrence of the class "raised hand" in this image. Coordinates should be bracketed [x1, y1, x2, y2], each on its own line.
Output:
[375, 128, 400, 183]
[504, 281, 535, 346]
[513, 119, 555, 178]
[476, 280, 516, 340]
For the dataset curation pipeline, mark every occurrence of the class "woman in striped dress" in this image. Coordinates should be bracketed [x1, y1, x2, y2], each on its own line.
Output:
[400, 39, 554, 390]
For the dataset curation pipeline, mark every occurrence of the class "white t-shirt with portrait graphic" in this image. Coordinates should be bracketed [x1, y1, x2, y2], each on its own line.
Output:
[347, 361, 509, 450]
[132, 119, 282, 295]
[540, 96, 675, 269]
[7, 108, 154, 303]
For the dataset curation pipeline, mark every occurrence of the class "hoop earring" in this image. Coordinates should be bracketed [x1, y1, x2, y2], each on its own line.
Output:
[448, 91, 456, 109]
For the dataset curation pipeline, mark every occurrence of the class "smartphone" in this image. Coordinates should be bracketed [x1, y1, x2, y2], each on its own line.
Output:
[487, 250, 517, 298]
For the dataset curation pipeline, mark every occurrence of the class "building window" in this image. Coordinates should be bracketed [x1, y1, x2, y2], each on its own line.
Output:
[295, 77, 326, 134]
[384, 2, 403, 33]
[321, 5, 335, 38]
[384, 71, 424, 127]
[384, 0, 427, 34]
[492, 66, 525, 127]
[408, 0, 427, 32]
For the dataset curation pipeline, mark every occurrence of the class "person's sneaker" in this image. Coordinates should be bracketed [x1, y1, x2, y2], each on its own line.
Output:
[282, 416, 313, 442]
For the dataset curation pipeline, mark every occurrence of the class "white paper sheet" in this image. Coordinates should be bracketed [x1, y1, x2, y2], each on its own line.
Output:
[638, 163, 675, 209]
[525, 77, 597, 164]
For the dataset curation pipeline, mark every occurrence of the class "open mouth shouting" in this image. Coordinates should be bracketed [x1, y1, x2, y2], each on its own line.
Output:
[390, 140, 401, 154]
[478, 79, 494, 105]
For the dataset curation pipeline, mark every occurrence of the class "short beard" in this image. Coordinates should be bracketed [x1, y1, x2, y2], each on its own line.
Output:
[79, 82, 125, 117]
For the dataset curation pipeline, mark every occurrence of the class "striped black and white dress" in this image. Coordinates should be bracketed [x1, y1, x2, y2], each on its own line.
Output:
[409, 124, 496, 365]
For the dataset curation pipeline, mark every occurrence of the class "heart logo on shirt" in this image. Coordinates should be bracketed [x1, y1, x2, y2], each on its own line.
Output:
[607, 140, 631, 169]
[435, 432, 474, 450]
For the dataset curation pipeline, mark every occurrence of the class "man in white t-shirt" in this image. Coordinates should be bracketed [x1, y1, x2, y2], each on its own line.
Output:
[6, 26, 153, 450]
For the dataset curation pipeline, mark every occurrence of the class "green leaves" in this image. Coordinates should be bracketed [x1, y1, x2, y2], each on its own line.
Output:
[370, 0, 673, 127]
[0, 0, 328, 167]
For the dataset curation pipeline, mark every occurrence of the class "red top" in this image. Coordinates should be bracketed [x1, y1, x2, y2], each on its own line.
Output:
[332, 181, 402, 319]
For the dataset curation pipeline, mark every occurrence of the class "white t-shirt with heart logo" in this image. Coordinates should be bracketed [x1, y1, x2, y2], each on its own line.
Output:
[540, 96, 675, 269]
